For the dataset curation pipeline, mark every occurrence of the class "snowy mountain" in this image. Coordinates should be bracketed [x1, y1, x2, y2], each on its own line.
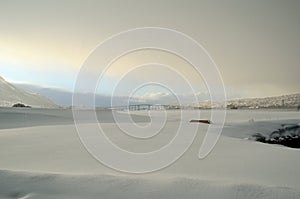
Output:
[191, 93, 300, 109]
[12, 80, 300, 109]
[227, 93, 300, 109]
[0, 76, 57, 108]
[13, 83, 131, 107]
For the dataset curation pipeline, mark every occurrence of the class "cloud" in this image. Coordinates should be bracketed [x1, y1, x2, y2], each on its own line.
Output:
[2, 1, 300, 97]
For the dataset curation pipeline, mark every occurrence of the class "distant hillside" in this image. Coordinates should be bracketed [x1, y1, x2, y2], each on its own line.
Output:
[227, 93, 300, 109]
[13, 83, 73, 106]
[0, 76, 57, 108]
[11, 79, 300, 109]
[13, 83, 129, 107]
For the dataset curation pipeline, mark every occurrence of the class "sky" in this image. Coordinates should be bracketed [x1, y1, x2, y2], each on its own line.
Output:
[0, 0, 299, 101]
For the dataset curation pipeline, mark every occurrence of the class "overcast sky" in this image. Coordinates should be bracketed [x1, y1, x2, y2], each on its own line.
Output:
[0, 0, 299, 99]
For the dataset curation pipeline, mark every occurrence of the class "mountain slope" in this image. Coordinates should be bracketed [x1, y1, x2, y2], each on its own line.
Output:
[13, 81, 300, 108]
[227, 93, 300, 108]
[0, 76, 57, 108]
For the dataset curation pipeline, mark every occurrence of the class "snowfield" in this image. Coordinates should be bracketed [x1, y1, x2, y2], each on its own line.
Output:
[0, 109, 299, 198]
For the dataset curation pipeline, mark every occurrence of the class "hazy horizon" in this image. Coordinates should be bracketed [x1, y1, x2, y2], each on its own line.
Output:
[1, 0, 300, 102]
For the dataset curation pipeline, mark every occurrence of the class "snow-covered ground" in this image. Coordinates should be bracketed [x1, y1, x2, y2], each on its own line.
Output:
[0, 109, 299, 198]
